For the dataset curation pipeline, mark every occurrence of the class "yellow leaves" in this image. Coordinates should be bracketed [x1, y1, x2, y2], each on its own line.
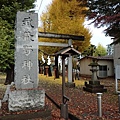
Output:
[39, 74, 63, 85]
[39, 74, 86, 87]
[74, 80, 85, 87]
[39, 0, 92, 54]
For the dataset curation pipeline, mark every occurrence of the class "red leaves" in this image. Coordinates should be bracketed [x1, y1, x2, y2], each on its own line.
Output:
[0, 77, 120, 119]
[42, 77, 120, 120]
[51, 109, 61, 119]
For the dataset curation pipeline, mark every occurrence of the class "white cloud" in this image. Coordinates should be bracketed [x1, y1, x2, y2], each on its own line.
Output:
[84, 21, 112, 47]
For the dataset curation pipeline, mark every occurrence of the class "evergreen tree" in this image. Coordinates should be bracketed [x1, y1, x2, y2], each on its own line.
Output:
[94, 43, 107, 56]
[0, 0, 35, 70]
[0, 18, 14, 70]
[82, 44, 96, 56]
[0, 0, 35, 84]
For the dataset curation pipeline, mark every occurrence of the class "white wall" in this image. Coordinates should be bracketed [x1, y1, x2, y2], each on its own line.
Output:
[80, 58, 92, 76]
[98, 60, 114, 77]
[80, 57, 114, 77]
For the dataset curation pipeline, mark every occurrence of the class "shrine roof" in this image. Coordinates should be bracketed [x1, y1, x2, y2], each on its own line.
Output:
[55, 46, 81, 57]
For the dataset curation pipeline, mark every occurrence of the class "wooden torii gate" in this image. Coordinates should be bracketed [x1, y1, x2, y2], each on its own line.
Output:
[38, 32, 84, 83]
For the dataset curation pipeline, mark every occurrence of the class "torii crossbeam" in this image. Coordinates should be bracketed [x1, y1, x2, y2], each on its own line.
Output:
[38, 32, 84, 40]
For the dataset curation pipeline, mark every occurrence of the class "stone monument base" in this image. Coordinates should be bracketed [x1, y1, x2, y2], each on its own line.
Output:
[65, 82, 75, 88]
[83, 81, 107, 93]
[8, 88, 45, 111]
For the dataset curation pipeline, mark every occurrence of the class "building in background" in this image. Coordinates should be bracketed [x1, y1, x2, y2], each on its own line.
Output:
[79, 56, 114, 78]
[113, 44, 120, 68]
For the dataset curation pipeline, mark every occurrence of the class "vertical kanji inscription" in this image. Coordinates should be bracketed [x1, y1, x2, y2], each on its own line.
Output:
[15, 12, 38, 89]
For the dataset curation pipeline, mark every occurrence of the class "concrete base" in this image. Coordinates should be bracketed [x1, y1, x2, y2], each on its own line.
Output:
[65, 82, 75, 88]
[8, 88, 45, 111]
[83, 80, 107, 93]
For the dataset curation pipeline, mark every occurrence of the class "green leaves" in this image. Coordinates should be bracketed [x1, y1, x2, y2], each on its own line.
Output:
[82, 44, 96, 56]
[94, 43, 107, 56]
[0, 0, 35, 71]
[0, 18, 14, 70]
[82, 44, 107, 57]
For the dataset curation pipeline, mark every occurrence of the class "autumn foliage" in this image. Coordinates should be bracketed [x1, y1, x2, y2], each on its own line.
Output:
[39, 0, 92, 55]
[0, 75, 120, 120]
[87, 0, 120, 44]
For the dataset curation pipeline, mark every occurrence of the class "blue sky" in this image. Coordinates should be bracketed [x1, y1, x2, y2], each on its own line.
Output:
[35, 0, 112, 48]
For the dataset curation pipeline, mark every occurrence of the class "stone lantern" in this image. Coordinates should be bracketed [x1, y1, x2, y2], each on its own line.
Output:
[83, 58, 107, 93]
[89, 59, 99, 82]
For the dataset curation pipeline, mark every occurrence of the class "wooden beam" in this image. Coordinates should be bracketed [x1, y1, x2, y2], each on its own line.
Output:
[38, 32, 84, 40]
[38, 42, 68, 47]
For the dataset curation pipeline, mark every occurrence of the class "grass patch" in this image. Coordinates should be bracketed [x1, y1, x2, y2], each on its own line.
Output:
[0, 73, 6, 84]
[0, 73, 6, 78]
[39, 74, 65, 85]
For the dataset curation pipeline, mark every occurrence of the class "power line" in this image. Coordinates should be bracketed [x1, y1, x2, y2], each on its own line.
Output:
[38, 0, 43, 13]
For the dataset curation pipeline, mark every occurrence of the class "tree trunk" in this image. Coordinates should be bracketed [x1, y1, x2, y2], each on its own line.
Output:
[4, 64, 14, 85]
[55, 56, 59, 78]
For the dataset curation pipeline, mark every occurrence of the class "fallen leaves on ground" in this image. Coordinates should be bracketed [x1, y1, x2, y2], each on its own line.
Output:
[0, 76, 120, 120]
[39, 76, 120, 120]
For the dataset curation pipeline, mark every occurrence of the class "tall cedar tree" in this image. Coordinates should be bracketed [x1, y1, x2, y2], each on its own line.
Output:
[82, 44, 96, 56]
[39, 0, 92, 55]
[86, 0, 120, 44]
[0, 0, 35, 84]
[82, 43, 107, 57]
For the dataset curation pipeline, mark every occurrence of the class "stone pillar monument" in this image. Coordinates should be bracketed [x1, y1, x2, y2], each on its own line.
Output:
[8, 11, 45, 111]
[15, 12, 38, 89]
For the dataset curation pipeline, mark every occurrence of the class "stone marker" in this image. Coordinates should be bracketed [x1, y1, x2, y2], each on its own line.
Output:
[8, 11, 45, 111]
[15, 11, 38, 89]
